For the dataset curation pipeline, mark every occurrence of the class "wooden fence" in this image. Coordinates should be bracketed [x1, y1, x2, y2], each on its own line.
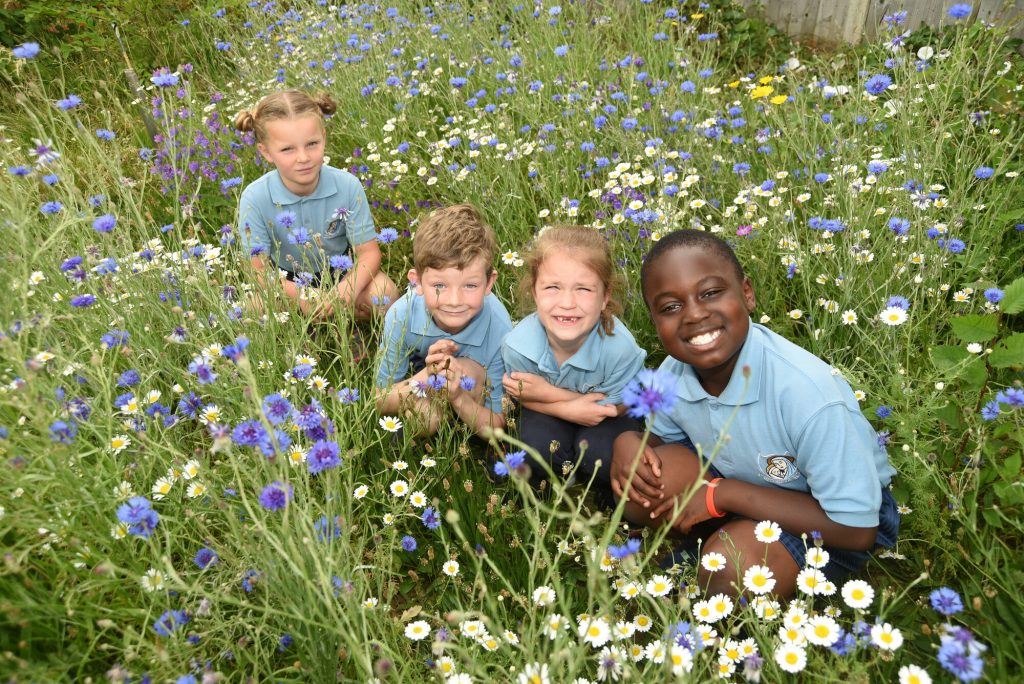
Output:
[734, 0, 1024, 47]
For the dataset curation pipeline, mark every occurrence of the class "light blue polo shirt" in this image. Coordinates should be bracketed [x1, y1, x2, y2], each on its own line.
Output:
[237, 166, 376, 273]
[376, 289, 513, 413]
[501, 314, 646, 406]
[650, 322, 896, 528]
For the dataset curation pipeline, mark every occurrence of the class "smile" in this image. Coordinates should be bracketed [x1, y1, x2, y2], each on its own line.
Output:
[553, 316, 580, 324]
[687, 328, 723, 346]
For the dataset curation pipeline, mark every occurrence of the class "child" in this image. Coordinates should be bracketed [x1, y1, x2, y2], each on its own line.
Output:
[235, 90, 397, 320]
[501, 226, 646, 500]
[610, 229, 898, 597]
[375, 204, 512, 436]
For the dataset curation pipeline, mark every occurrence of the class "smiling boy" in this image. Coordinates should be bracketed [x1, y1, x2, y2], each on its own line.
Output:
[375, 204, 512, 436]
[610, 229, 898, 597]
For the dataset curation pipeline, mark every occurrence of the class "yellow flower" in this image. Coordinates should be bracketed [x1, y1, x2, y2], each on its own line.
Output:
[759, 76, 774, 84]
[770, 94, 788, 105]
[751, 85, 775, 99]
[728, 80, 741, 88]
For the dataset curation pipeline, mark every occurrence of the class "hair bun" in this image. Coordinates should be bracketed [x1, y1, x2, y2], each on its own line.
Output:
[233, 109, 255, 132]
[315, 92, 338, 117]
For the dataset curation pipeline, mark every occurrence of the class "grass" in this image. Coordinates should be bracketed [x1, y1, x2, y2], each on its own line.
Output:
[0, 1, 1022, 681]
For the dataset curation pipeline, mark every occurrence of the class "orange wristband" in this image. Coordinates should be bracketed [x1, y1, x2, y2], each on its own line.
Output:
[705, 478, 726, 518]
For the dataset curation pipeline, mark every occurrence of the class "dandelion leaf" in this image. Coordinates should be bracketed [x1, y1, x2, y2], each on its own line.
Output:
[949, 314, 999, 343]
[999, 276, 1024, 315]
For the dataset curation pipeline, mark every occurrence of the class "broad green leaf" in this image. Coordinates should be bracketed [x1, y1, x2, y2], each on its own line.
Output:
[931, 345, 970, 374]
[949, 314, 998, 343]
[989, 333, 1024, 368]
[963, 357, 988, 389]
[1000, 276, 1024, 315]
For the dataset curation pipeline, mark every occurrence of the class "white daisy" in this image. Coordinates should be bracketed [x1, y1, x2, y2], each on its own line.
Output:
[442, 560, 459, 577]
[871, 622, 903, 651]
[774, 643, 807, 673]
[532, 585, 556, 607]
[754, 520, 782, 543]
[701, 552, 727, 572]
[743, 564, 776, 595]
[841, 579, 875, 609]
[404, 620, 430, 641]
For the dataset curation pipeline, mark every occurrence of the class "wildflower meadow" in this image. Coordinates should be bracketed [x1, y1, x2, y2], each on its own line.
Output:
[1, 1, 1023, 681]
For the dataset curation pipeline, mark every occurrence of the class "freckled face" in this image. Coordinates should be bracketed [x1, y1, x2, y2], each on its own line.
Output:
[643, 246, 756, 395]
[257, 115, 325, 196]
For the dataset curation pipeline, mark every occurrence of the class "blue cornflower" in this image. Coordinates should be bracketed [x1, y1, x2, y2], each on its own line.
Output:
[262, 393, 292, 425]
[864, 74, 892, 95]
[116, 496, 159, 538]
[70, 294, 96, 308]
[194, 547, 219, 569]
[12, 42, 41, 59]
[42, 173, 59, 185]
[608, 538, 641, 560]
[93, 214, 116, 233]
[187, 356, 217, 384]
[983, 288, 1004, 303]
[307, 439, 342, 474]
[100, 329, 129, 348]
[943, 238, 967, 254]
[40, 201, 63, 214]
[888, 217, 910, 235]
[459, 376, 476, 392]
[55, 94, 82, 110]
[493, 449, 526, 477]
[622, 368, 678, 419]
[278, 634, 294, 652]
[996, 388, 1023, 407]
[948, 4, 973, 20]
[232, 419, 268, 448]
[426, 374, 446, 391]
[276, 210, 297, 228]
[876, 405, 892, 419]
[329, 254, 354, 271]
[176, 675, 197, 684]
[886, 295, 910, 310]
[95, 129, 115, 141]
[980, 401, 1000, 421]
[287, 226, 311, 246]
[622, 117, 638, 130]
[733, 162, 750, 176]
[117, 369, 141, 387]
[220, 176, 242, 192]
[291, 401, 324, 430]
[8, 165, 30, 176]
[153, 609, 189, 637]
[401, 535, 418, 551]
[221, 336, 249, 363]
[973, 166, 994, 179]
[938, 639, 984, 681]
[554, 45, 569, 57]
[829, 629, 857, 656]
[151, 69, 179, 87]
[241, 569, 260, 593]
[258, 481, 292, 511]
[930, 587, 964, 615]
[337, 387, 359, 404]
[49, 420, 77, 444]
[376, 227, 399, 243]
[867, 161, 888, 174]
[422, 507, 441, 530]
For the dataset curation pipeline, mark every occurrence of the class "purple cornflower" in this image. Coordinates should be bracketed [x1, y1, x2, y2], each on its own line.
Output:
[329, 254, 353, 271]
[55, 94, 82, 110]
[232, 419, 268, 448]
[459, 376, 476, 392]
[930, 587, 964, 615]
[608, 538, 641, 560]
[337, 387, 360, 404]
[426, 374, 447, 391]
[187, 355, 218, 384]
[376, 227, 399, 243]
[12, 42, 40, 59]
[622, 368, 678, 419]
[864, 74, 892, 95]
[983, 288, 1003, 303]
[996, 388, 1023, 407]
[153, 609, 189, 637]
[258, 481, 292, 511]
[422, 507, 441, 530]
[70, 294, 97, 308]
[194, 547, 219, 569]
[262, 393, 292, 425]
[980, 401, 1000, 421]
[307, 439, 342, 474]
[275, 210, 297, 228]
[493, 449, 526, 477]
[973, 166, 994, 179]
[401, 535, 418, 551]
[151, 68, 179, 87]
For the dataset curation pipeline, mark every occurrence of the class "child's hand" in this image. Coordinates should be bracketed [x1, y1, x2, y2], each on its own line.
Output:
[610, 439, 665, 507]
[502, 372, 555, 402]
[425, 339, 459, 368]
[563, 393, 617, 427]
[649, 485, 714, 532]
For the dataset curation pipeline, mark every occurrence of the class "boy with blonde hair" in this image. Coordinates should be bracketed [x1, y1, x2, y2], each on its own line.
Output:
[375, 204, 512, 436]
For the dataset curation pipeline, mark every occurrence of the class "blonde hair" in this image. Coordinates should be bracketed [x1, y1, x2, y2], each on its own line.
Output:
[233, 90, 338, 144]
[413, 204, 497, 273]
[519, 225, 622, 335]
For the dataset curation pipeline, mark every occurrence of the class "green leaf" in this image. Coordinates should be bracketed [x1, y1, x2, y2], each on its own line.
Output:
[934, 402, 963, 428]
[963, 357, 988, 389]
[1001, 451, 1022, 481]
[931, 345, 970, 374]
[949, 314, 999, 343]
[1000, 276, 1024, 315]
[981, 505, 1003, 528]
[989, 333, 1024, 368]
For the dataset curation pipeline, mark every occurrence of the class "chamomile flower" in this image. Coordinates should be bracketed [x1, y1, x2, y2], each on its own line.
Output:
[633, 614, 653, 632]
[421, 457, 436, 468]
[409, 491, 427, 508]
[871, 622, 903, 650]
[436, 656, 456, 678]
[503, 630, 520, 645]
[390, 480, 409, 497]
[645, 574, 673, 597]
[701, 552, 727, 572]
[670, 644, 694, 675]
[805, 547, 829, 568]
[743, 564, 776, 594]
[109, 434, 131, 454]
[645, 640, 667, 664]
[516, 663, 549, 684]
[286, 445, 307, 466]
[442, 560, 460, 577]
[804, 615, 841, 647]
[613, 621, 635, 641]
[579, 617, 611, 648]
[841, 579, 875, 609]
[392, 460, 408, 471]
[306, 375, 329, 391]
[841, 310, 858, 325]
[898, 664, 933, 684]
[199, 405, 221, 425]
[880, 305, 908, 326]
[141, 568, 164, 592]
[185, 481, 207, 499]
[774, 643, 807, 673]
[353, 484, 368, 499]
[618, 581, 641, 600]
[754, 520, 781, 542]
[545, 614, 568, 639]
[379, 415, 403, 432]
[404, 620, 430, 641]
[532, 585, 556, 606]
[362, 597, 378, 608]
[181, 460, 200, 480]
[151, 477, 173, 500]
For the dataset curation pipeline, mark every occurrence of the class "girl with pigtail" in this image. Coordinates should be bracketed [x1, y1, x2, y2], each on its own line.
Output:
[234, 90, 397, 320]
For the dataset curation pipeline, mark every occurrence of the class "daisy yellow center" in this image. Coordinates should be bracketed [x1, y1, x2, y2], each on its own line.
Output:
[529, 677, 541, 684]
[588, 626, 601, 638]
[815, 625, 830, 638]
[753, 576, 766, 586]
[881, 632, 893, 644]
[786, 652, 798, 665]
[852, 589, 864, 599]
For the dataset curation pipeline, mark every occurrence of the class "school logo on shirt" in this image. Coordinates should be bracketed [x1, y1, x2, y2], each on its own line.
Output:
[757, 452, 802, 484]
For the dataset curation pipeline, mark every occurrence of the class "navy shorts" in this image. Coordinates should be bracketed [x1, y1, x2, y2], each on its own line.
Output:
[670, 462, 900, 584]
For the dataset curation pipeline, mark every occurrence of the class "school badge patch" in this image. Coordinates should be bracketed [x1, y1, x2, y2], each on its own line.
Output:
[757, 452, 802, 485]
